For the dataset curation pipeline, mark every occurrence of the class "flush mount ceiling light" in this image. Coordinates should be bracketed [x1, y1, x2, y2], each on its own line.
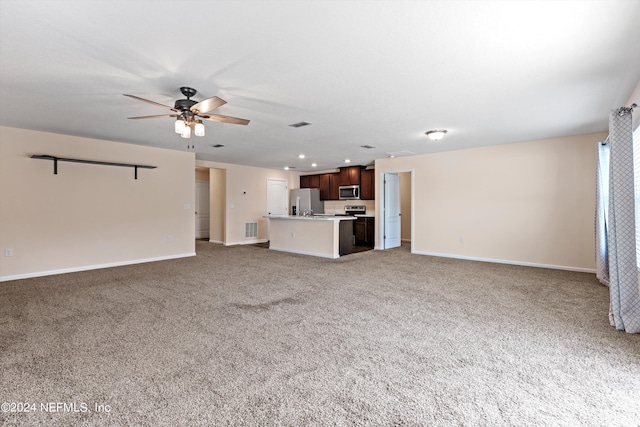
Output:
[425, 130, 448, 141]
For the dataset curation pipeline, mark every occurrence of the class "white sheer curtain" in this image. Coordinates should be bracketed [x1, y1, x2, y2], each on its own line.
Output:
[602, 107, 640, 333]
[596, 141, 610, 285]
[634, 124, 640, 269]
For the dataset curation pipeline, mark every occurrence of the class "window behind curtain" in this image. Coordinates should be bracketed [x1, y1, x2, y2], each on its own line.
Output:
[634, 124, 640, 269]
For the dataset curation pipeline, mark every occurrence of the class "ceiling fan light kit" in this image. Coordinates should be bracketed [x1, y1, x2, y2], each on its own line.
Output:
[124, 86, 250, 144]
[425, 129, 448, 141]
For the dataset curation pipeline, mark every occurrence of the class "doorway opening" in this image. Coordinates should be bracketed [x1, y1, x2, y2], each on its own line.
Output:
[379, 169, 413, 252]
[195, 168, 210, 240]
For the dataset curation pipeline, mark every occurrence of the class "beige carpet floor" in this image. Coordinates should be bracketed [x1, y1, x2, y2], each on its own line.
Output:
[1, 241, 639, 426]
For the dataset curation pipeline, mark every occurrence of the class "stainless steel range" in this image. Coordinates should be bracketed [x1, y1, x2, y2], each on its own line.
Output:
[344, 205, 366, 216]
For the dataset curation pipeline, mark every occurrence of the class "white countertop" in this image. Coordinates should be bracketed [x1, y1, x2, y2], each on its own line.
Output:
[265, 215, 356, 221]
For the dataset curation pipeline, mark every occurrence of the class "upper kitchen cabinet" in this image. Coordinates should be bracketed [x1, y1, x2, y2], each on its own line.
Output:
[360, 169, 375, 200]
[339, 166, 361, 186]
[300, 174, 320, 189]
[320, 173, 340, 200]
[309, 174, 320, 189]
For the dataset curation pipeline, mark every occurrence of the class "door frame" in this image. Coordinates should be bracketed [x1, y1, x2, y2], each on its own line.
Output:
[377, 168, 414, 253]
[195, 179, 210, 239]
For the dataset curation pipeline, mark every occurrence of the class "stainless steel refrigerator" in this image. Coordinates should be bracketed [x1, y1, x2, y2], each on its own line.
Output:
[290, 188, 324, 215]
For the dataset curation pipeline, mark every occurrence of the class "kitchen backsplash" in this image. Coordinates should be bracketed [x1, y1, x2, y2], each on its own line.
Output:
[323, 200, 375, 216]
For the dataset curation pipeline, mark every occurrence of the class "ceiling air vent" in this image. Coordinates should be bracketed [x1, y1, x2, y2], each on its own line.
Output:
[211, 144, 225, 148]
[360, 144, 376, 149]
[289, 121, 311, 128]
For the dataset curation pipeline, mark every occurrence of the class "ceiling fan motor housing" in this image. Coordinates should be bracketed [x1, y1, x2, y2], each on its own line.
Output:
[174, 98, 197, 112]
[175, 87, 198, 113]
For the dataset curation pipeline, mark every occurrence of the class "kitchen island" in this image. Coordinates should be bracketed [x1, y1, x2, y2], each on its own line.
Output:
[266, 215, 356, 258]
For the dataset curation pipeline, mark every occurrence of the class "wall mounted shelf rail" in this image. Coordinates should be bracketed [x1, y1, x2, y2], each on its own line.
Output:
[31, 155, 157, 180]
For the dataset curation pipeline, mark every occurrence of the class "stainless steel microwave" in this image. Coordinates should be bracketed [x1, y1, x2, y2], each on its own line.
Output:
[339, 185, 360, 200]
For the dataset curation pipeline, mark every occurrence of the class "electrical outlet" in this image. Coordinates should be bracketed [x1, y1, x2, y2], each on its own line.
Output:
[167, 235, 173, 242]
[291, 232, 295, 238]
[459, 236, 464, 243]
[5, 248, 13, 257]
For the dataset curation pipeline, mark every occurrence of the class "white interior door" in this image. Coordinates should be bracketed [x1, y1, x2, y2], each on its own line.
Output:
[267, 179, 288, 216]
[384, 173, 401, 249]
[267, 178, 288, 239]
[195, 180, 210, 239]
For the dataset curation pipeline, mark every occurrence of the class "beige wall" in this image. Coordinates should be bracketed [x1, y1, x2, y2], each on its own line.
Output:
[195, 167, 210, 181]
[196, 159, 298, 245]
[209, 168, 225, 244]
[0, 126, 195, 281]
[375, 132, 605, 271]
[399, 172, 411, 241]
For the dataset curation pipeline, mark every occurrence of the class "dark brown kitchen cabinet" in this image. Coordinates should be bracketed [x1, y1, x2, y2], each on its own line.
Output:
[339, 166, 361, 186]
[360, 169, 375, 200]
[354, 217, 375, 247]
[301, 174, 321, 189]
[339, 220, 354, 255]
[308, 174, 320, 189]
[319, 173, 340, 200]
[328, 173, 340, 200]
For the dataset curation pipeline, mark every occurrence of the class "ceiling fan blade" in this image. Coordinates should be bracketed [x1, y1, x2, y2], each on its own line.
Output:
[190, 96, 226, 114]
[128, 114, 178, 119]
[123, 94, 177, 112]
[201, 114, 250, 125]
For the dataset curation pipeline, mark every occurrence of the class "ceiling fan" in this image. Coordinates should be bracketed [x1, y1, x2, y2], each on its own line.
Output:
[124, 87, 250, 140]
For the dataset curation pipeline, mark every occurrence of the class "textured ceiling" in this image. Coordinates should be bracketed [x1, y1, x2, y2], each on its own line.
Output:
[1, 0, 639, 172]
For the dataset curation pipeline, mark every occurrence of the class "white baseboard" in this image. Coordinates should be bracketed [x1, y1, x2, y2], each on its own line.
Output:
[208, 239, 224, 245]
[0, 252, 197, 282]
[411, 250, 596, 273]
[224, 239, 268, 246]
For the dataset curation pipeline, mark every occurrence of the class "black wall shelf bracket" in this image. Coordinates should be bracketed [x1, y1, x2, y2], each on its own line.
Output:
[31, 155, 157, 180]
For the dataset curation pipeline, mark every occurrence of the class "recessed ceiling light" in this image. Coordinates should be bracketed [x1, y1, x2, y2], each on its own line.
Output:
[388, 155, 395, 158]
[425, 129, 448, 141]
[345, 159, 351, 163]
[311, 163, 317, 167]
[298, 154, 305, 159]
[284, 166, 289, 170]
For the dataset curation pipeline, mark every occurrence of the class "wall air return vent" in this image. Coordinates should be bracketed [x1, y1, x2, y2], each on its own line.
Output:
[245, 222, 258, 238]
